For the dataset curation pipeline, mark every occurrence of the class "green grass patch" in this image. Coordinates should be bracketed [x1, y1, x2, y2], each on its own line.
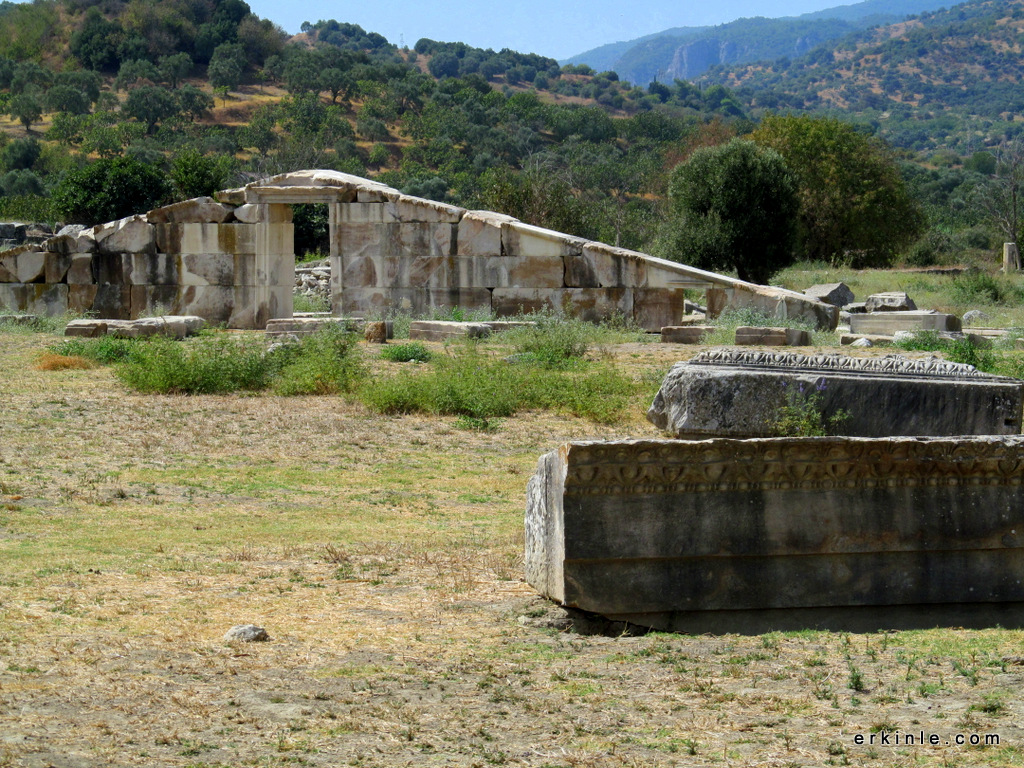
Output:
[48, 336, 141, 364]
[498, 311, 648, 368]
[359, 346, 638, 426]
[702, 307, 826, 345]
[379, 341, 433, 363]
[115, 335, 272, 394]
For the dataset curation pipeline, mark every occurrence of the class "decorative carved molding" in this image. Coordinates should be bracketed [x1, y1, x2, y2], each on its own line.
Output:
[686, 348, 1002, 380]
[561, 437, 1024, 495]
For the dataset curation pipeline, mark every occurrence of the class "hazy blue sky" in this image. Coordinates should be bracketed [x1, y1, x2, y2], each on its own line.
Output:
[246, 0, 850, 60]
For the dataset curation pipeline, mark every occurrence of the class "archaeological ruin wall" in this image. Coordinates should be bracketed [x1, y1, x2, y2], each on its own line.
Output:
[0, 170, 837, 331]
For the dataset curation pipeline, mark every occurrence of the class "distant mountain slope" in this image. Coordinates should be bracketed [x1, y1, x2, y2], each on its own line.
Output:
[702, 0, 1024, 151]
[564, 0, 955, 85]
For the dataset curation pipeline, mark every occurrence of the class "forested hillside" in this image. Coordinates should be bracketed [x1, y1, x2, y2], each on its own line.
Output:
[0, 0, 1017, 283]
[702, 0, 1024, 153]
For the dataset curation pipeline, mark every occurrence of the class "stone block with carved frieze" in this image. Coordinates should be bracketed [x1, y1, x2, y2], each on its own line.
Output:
[526, 436, 1024, 633]
[648, 348, 1023, 438]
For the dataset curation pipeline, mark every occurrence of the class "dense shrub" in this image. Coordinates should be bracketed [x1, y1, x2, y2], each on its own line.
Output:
[48, 336, 140, 364]
[51, 156, 172, 225]
[115, 335, 271, 394]
[380, 342, 432, 362]
[268, 325, 364, 395]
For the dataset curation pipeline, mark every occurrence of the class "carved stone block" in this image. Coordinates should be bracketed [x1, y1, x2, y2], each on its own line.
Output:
[648, 349, 1024, 438]
[526, 436, 1024, 632]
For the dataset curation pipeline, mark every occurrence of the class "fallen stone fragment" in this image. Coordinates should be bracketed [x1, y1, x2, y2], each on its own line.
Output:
[804, 282, 854, 307]
[865, 291, 917, 312]
[223, 624, 270, 643]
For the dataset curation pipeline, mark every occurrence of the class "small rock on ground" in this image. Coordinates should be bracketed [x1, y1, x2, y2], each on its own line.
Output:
[223, 624, 270, 643]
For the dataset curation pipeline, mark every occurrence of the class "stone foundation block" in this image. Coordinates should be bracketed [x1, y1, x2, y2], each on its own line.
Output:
[409, 320, 494, 342]
[68, 284, 98, 314]
[632, 288, 687, 332]
[67, 254, 95, 285]
[126, 253, 179, 286]
[456, 211, 514, 259]
[661, 326, 713, 344]
[95, 216, 155, 255]
[0, 252, 16, 282]
[526, 436, 1024, 633]
[45, 252, 72, 284]
[146, 197, 234, 224]
[866, 291, 917, 312]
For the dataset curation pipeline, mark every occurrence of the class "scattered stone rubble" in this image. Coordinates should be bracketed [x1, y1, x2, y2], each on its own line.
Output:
[64, 315, 207, 338]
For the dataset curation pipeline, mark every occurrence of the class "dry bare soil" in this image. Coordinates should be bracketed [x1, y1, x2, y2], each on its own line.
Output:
[1, 332, 1023, 767]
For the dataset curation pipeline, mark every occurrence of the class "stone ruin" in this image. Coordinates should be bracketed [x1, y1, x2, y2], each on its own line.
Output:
[527, 349, 1024, 633]
[648, 348, 1024, 438]
[526, 436, 1024, 633]
[0, 170, 838, 332]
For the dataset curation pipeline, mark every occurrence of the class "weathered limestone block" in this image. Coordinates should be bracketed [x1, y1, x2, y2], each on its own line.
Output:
[171, 222, 257, 257]
[491, 287, 562, 317]
[456, 210, 516, 259]
[23, 284, 68, 316]
[177, 253, 248, 287]
[91, 284, 132, 319]
[65, 318, 108, 337]
[129, 285, 180, 317]
[232, 204, 262, 224]
[804, 282, 854, 307]
[866, 291, 917, 312]
[340, 223, 453, 288]
[0, 313, 36, 326]
[45, 252, 72, 284]
[125, 253, 179, 286]
[43, 227, 96, 255]
[385, 195, 465, 224]
[735, 326, 788, 346]
[661, 326, 713, 344]
[526, 436, 1024, 632]
[104, 315, 207, 339]
[90, 253, 125, 285]
[0, 284, 27, 311]
[67, 254, 95, 285]
[569, 243, 648, 288]
[501, 221, 583, 289]
[840, 333, 894, 346]
[68, 284, 98, 314]
[336, 202, 388, 225]
[265, 317, 365, 339]
[734, 326, 812, 346]
[632, 288, 686, 332]
[850, 311, 961, 335]
[15, 251, 45, 283]
[95, 216, 156, 255]
[215, 187, 246, 205]
[409, 320, 494, 342]
[647, 349, 1024, 438]
[0, 252, 16, 282]
[146, 197, 234, 224]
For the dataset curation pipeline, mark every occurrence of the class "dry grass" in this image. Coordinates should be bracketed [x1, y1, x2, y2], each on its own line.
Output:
[1, 330, 1023, 767]
[33, 351, 96, 371]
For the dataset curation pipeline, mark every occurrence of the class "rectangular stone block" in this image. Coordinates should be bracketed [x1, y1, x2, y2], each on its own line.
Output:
[409, 320, 494, 342]
[648, 348, 1024, 438]
[455, 211, 510, 259]
[18, 284, 69, 317]
[574, 243, 649, 288]
[385, 195, 465, 224]
[336, 202, 388, 225]
[661, 326, 714, 344]
[177, 285, 235, 325]
[851, 311, 962, 335]
[91, 284, 131, 319]
[130, 285, 182, 318]
[632, 288, 687, 332]
[177, 253, 240, 287]
[68, 284, 98, 314]
[491, 287, 562, 317]
[126, 253, 179, 286]
[526, 436, 1024, 633]
[0, 283, 28, 312]
[64, 319, 107, 337]
[45, 252, 72, 284]
[67, 254, 95, 285]
[92, 252, 125, 285]
[736, 326, 788, 346]
[176, 222, 257, 256]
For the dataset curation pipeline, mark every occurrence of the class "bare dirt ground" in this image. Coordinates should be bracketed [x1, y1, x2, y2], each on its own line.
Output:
[1, 332, 1023, 767]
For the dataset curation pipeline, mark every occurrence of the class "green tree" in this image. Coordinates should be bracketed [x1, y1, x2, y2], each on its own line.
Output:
[752, 114, 924, 267]
[51, 156, 172, 224]
[176, 84, 214, 121]
[9, 91, 42, 132]
[170, 148, 233, 200]
[123, 85, 180, 133]
[208, 43, 246, 91]
[44, 85, 91, 116]
[158, 53, 193, 89]
[658, 138, 799, 285]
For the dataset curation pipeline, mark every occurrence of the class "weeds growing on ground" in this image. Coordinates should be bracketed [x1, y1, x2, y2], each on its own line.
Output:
[769, 379, 849, 437]
[268, 325, 364, 395]
[895, 330, 999, 374]
[115, 334, 271, 394]
[48, 336, 140, 364]
[380, 342, 432, 363]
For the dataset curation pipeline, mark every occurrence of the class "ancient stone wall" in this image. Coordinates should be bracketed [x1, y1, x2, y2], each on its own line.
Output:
[0, 170, 838, 330]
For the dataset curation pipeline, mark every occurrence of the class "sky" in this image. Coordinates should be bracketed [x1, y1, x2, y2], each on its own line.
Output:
[246, 0, 853, 60]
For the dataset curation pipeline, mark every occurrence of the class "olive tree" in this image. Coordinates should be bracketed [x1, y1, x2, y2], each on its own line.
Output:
[658, 138, 799, 285]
